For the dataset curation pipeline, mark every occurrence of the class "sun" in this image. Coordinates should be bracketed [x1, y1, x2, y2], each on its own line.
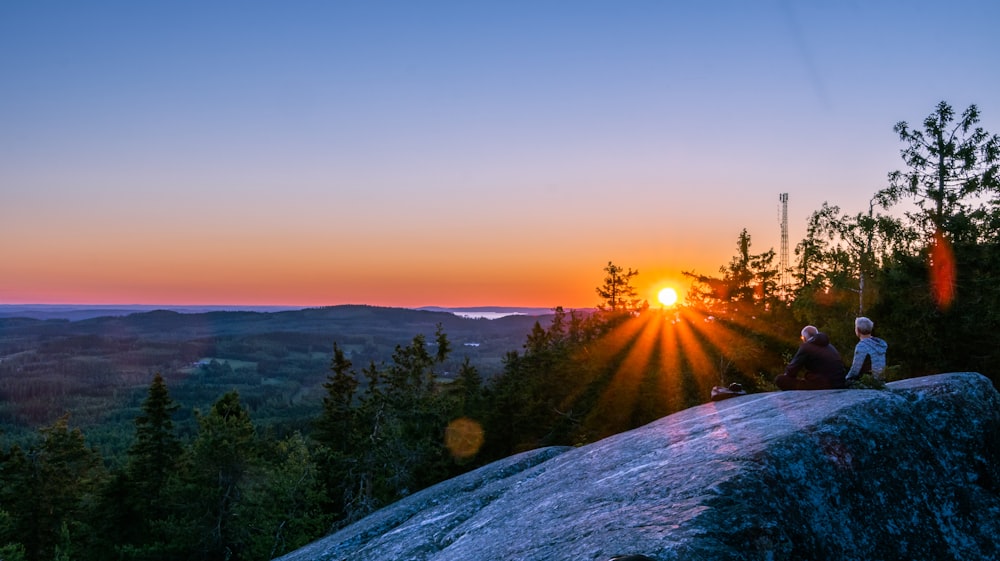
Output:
[657, 286, 679, 307]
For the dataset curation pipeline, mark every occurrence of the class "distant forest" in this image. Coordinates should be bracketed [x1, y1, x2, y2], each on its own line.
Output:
[1, 100, 999, 561]
[0, 306, 545, 455]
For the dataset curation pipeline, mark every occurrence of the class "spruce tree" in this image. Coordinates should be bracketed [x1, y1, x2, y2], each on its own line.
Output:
[102, 373, 185, 559]
[146, 391, 260, 561]
[128, 374, 183, 517]
[0, 416, 105, 561]
[314, 343, 358, 452]
[184, 391, 258, 561]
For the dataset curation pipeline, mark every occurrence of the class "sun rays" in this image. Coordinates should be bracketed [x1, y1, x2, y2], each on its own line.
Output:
[566, 306, 772, 439]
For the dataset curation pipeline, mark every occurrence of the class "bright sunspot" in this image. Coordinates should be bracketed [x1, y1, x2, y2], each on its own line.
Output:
[657, 287, 678, 307]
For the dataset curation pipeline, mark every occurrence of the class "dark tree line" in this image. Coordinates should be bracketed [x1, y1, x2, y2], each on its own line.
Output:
[0, 373, 331, 561]
[1, 100, 998, 561]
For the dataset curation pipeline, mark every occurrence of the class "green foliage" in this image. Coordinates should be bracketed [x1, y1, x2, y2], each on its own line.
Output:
[239, 432, 330, 560]
[873, 242, 1000, 385]
[483, 316, 581, 454]
[453, 357, 484, 417]
[880, 101, 1000, 241]
[0, 416, 106, 561]
[847, 373, 887, 390]
[89, 373, 186, 560]
[313, 343, 357, 452]
[313, 325, 473, 526]
[792, 201, 918, 324]
[860, 102, 1000, 387]
[128, 374, 183, 504]
[0, 543, 26, 561]
[0, 508, 26, 561]
[181, 391, 259, 560]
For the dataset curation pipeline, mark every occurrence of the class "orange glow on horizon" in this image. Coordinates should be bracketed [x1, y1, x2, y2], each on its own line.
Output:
[2, 215, 710, 308]
[3, 252, 706, 309]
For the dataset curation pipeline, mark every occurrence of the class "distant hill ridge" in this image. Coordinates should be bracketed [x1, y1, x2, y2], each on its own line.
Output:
[0, 304, 554, 344]
[0, 304, 305, 320]
[0, 304, 557, 322]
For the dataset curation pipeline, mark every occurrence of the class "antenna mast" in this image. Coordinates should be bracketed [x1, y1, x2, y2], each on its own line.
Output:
[779, 193, 790, 295]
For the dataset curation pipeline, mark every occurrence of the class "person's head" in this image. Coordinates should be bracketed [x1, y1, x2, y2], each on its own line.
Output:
[855, 317, 874, 336]
[800, 325, 818, 341]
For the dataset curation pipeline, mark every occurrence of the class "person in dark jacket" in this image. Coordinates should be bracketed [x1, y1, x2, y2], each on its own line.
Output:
[774, 325, 846, 390]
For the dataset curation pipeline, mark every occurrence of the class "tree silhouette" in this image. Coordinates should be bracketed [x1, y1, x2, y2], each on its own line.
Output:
[880, 101, 1000, 242]
[596, 261, 644, 313]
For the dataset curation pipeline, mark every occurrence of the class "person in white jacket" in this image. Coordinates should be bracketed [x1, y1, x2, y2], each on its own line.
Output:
[845, 317, 888, 384]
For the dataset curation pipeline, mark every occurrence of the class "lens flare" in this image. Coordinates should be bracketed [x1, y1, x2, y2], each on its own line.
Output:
[929, 230, 956, 310]
[445, 417, 485, 459]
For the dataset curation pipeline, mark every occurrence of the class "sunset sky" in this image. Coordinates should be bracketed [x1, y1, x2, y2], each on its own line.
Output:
[2, 1, 998, 309]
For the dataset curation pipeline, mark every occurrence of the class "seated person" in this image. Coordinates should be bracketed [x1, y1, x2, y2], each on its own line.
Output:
[845, 316, 888, 384]
[774, 325, 846, 390]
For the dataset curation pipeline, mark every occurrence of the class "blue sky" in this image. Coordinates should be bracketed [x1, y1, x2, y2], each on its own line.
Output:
[2, 1, 998, 307]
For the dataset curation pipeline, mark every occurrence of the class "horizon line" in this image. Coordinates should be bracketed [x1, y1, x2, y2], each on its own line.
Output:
[0, 303, 579, 311]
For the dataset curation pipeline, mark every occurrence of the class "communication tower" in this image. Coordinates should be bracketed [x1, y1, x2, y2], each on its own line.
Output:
[779, 193, 790, 294]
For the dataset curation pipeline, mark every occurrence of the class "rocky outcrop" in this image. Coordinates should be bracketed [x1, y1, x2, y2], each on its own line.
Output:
[276, 372, 1000, 561]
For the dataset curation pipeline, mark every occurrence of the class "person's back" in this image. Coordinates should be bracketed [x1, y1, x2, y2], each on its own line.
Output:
[775, 326, 846, 390]
[846, 317, 888, 382]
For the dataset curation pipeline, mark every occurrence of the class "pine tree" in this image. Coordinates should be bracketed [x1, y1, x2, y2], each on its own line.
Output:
[129, 374, 183, 515]
[0, 416, 105, 561]
[881, 101, 1000, 243]
[453, 357, 483, 417]
[240, 432, 329, 560]
[99, 373, 185, 559]
[596, 261, 643, 313]
[179, 391, 259, 561]
[314, 343, 358, 452]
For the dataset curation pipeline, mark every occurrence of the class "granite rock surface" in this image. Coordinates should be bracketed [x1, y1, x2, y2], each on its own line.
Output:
[275, 372, 1000, 561]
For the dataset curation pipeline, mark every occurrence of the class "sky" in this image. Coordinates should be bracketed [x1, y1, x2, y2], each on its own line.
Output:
[2, 1, 998, 309]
